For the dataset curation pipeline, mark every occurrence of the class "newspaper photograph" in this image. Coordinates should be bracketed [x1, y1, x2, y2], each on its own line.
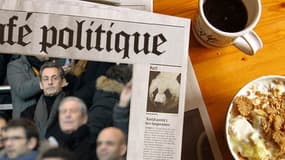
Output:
[0, 0, 223, 159]
[182, 108, 215, 160]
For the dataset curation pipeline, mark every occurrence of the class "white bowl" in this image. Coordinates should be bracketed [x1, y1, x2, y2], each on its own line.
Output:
[225, 75, 285, 160]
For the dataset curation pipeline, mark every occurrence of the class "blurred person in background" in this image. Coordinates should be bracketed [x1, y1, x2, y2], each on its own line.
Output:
[87, 64, 132, 143]
[47, 96, 94, 160]
[96, 127, 127, 160]
[112, 80, 131, 136]
[0, 112, 9, 157]
[40, 147, 76, 160]
[7, 55, 49, 118]
[71, 60, 114, 108]
[0, 119, 39, 160]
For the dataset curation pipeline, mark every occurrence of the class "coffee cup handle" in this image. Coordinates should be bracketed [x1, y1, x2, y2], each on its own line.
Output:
[233, 31, 263, 55]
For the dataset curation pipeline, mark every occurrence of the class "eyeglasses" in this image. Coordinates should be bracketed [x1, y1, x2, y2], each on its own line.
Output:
[0, 136, 26, 143]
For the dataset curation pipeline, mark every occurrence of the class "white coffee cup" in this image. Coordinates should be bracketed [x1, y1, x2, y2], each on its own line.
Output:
[193, 0, 263, 55]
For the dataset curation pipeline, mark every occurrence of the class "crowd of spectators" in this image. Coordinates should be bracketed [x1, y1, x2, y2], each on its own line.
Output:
[0, 53, 132, 160]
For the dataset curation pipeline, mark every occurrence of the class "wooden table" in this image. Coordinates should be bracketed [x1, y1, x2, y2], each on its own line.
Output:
[154, 0, 285, 159]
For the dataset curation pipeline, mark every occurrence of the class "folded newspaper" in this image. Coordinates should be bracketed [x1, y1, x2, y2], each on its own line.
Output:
[81, 0, 152, 11]
[0, 0, 222, 159]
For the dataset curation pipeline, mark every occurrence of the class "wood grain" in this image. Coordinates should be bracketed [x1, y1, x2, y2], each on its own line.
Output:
[154, 0, 285, 159]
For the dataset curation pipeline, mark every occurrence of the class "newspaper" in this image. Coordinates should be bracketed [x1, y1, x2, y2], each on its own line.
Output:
[81, 0, 153, 11]
[183, 61, 223, 160]
[0, 0, 222, 159]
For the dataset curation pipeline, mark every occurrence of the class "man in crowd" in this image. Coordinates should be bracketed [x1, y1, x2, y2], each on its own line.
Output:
[34, 61, 67, 139]
[96, 127, 127, 160]
[47, 96, 94, 160]
[0, 119, 39, 160]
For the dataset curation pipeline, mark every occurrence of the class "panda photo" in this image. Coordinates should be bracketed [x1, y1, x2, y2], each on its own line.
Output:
[147, 71, 181, 114]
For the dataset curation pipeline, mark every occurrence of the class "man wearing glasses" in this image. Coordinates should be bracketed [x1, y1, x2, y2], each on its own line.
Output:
[0, 119, 39, 160]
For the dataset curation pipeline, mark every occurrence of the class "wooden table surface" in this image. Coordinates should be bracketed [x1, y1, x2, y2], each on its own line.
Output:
[154, 0, 285, 159]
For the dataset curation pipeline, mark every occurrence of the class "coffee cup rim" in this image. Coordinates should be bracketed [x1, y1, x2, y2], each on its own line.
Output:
[199, 0, 262, 37]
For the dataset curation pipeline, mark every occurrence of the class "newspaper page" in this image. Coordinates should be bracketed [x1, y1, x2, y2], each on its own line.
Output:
[81, 0, 153, 11]
[40, 0, 153, 11]
[0, 0, 190, 159]
[182, 61, 223, 160]
[116, 0, 152, 11]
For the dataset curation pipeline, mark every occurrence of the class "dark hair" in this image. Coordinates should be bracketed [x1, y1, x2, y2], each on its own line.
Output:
[0, 111, 9, 122]
[105, 64, 132, 84]
[39, 61, 65, 80]
[41, 147, 76, 160]
[5, 119, 39, 149]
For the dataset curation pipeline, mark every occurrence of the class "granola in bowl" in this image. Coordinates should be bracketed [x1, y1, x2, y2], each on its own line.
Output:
[226, 76, 285, 160]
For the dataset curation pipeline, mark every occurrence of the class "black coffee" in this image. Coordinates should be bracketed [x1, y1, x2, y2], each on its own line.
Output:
[203, 0, 248, 32]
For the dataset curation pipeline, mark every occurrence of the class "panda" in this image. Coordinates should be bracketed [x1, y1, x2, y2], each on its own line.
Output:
[147, 71, 181, 113]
